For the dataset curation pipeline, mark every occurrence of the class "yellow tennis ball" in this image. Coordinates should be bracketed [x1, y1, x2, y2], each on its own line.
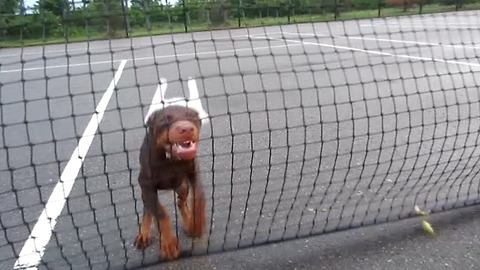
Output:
[422, 220, 435, 237]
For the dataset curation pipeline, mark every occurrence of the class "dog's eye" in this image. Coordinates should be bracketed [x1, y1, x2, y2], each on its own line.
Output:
[153, 123, 170, 135]
[166, 114, 174, 122]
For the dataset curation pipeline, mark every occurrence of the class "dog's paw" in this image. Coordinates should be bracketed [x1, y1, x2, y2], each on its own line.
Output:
[160, 234, 180, 260]
[134, 233, 152, 249]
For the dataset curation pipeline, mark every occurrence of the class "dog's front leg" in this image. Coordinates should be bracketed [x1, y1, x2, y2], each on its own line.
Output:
[140, 187, 180, 260]
[187, 167, 206, 238]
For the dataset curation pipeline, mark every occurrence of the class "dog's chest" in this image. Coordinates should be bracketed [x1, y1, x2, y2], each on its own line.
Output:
[151, 165, 192, 190]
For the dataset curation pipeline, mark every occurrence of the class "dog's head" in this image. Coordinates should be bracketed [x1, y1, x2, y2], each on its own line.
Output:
[146, 105, 202, 161]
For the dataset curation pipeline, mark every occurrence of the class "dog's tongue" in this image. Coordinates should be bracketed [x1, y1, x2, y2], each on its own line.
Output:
[173, 141, 197, 160]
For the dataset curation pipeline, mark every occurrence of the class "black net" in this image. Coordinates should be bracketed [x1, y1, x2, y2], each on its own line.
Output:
[2, 0, 480, 269]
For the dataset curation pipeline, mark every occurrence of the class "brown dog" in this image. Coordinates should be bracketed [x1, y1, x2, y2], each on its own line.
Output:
[134, 105, 206, 260]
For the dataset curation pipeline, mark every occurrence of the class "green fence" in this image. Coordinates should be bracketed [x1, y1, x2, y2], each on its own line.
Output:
[1, 0, 480, 47]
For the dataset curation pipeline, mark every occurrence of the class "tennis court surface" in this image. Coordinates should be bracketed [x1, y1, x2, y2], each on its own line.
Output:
[1, 9, 480, 270]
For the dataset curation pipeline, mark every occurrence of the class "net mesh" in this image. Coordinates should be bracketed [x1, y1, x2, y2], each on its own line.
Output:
[2, 0, 480, 269]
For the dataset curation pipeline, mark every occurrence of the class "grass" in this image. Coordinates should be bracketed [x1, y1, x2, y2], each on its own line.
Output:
[1, 3, 479, 48]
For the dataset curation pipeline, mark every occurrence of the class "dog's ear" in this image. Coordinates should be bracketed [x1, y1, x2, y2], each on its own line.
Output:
[148, 110, 175, 136]
[160, 113, 174, 128]
[146, 112, 156, 128]
[186, 108, 202, 128]
[145, 113, 155, 143]
[197, 114, 202, 128]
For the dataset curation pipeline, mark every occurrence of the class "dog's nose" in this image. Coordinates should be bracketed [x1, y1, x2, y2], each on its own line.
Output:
[180, 126, 194, 133]
[176, 122, 195, 133]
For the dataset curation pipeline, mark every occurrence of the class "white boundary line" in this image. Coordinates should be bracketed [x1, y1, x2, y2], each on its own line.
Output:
[145, 77, 209, 124]
[359, 23, 480, 29]
[13, 60, 128, 270]
[145, 77, 168, 123]
[0, 59, 123, 74]
[269, 31, 480, 51]
[249, 34, 480, 69]
[0, 43, 302, 74]
[0, 34, 253, 58]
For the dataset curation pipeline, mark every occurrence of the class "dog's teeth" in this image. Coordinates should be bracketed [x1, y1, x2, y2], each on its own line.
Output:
[178, 141, 192, 148]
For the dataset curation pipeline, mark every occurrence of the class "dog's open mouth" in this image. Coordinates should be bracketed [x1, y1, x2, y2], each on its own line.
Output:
[171, 141, 198, 160]
[177, 141, 193, 148]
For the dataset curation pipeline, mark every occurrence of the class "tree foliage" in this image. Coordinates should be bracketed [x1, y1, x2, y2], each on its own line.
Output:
[0, 0, 477, 41]
[38, 0, 70, 17]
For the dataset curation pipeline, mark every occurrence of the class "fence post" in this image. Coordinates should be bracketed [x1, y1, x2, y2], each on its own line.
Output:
[378, 0, 382, 17]
[237, 0, 241, 27]
[419, 0, 423, 14]
[287, 0, 291, 24]
[120, 0, 129, 38]
[334, 0, 338, 20]
[182, 0, 188, 32]
[458, 0, 463, 11]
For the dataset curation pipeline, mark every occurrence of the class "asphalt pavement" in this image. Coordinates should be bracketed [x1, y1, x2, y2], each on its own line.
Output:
[1, 9, 480, 270]
[156, 204, 480, 270]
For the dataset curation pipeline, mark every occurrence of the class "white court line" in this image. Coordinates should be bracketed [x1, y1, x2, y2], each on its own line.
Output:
[279, 31, 480, 51]
[13, 60, 128, 270]
[360, 23, 480, 29]
[145, 77, 168, 122]
[0, 44, 143, 58]
[363, 21, 479, 25]
[249, 34, 480, 69]
[0, 34, 254, 58]
[145, 77, 209, 124]
[0, 59, 121, 74]
[186, 77, 210, 123]
[0, 43, 302, 74]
